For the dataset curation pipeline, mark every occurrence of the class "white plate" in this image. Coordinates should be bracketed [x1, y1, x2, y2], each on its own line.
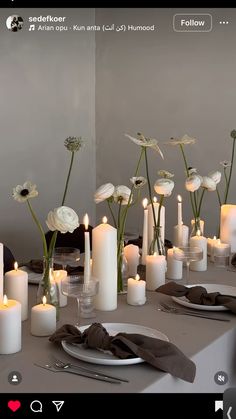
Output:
[62, 323, 169, 366]
[172, 283, 236, 311]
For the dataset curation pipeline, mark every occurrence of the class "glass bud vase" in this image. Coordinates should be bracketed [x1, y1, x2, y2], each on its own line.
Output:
[149, 226, 165, 256]
[117, 238, 128, 294]
[190, 217, 204, 238]
[37, 256, 59, 320]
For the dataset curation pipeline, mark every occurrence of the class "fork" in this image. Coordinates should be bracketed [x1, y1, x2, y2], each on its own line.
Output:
[158, 302, 230, 322]
[34, 362, 122, 384]
[51, 355, 129, 383]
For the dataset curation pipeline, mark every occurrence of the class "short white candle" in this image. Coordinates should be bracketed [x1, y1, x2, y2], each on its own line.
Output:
[127, 274, 146, 306]
[147, 197, 165, 249]
[166, 247, 183, 280]
[5, 262, 28, 321]
[190, 231, 207, 271]
[207, 236, 218, 262]
[146, 253, 166, 290]
[124, 244, 140, 277]
[83, 213, 91, 284]
[0, 243, 3, 301]
[30, 296, 56, 337]
[214, 239, 230, 257]
[53, 270, 67, 307]
[0, 295, 21, 354]
[141, 198, 148, 265]
[92, 217, 117, 311]
[220, 204, 236, 252]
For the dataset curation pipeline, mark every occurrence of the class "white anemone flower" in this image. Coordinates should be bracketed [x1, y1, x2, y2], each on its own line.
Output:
[208, 171, 221, 185]
[185, 175, 202, 192]
[113, 185, 132, 205]
[12, 181, 38, 203]
[125, 133, 164, 159]
[130, 176, 147, 189]
[154, 178, 175, 197]
[94, 183, 115, 204]
[220, 160, 231, 168]
[166, 134, 196, 146]
[201, 176, 216, 191]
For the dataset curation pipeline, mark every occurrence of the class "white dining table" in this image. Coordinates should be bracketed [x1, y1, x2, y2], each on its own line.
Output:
[0, 261, 236, 393]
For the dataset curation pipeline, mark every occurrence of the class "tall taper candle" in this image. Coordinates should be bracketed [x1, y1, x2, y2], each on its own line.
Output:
[83, 213, 91, 284]
[0, 243, 3, 301]
[141, 198, 148, 265]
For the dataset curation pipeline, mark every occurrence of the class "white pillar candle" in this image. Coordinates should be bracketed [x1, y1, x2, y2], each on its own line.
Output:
[146, 253, 166, 290]
[92, 217, 117, 311]
[31, 296, 56, 337]
[207, 236, 218, 262]
[220, 204, 236, 252]
[4, 262, 28, 321]
[190, 234, 207, 271]
[124, 244, 140, 277]
[127, 274, 146, 306]
[53, 270, 67, 307]
[0, 295, 21, 354]
[141, 198, 148, 265]
[173, 224, 189, 247]
[0, 243, 3, 301]
[147, 198, 165, 249]
[166, 248, 183, 280]
[83, 213, 91, 284]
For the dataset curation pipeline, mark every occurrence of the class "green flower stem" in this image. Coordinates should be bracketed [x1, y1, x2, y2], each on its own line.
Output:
[197, 189, 205, 218]
[179, 144, 197, 219]
[27, 200, 48, 257]
[157, 194, 164, 227]
[144, 147, 157, 229]
[224, 138, 236, 204]
[61, 151, 75, 206]
[48, 231, 58, 258]
[117, 200, 122, 231]
[107, 201, 117, 228]
[216, 186, 222, 206]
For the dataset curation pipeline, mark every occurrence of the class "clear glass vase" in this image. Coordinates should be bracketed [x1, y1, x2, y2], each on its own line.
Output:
[117, 238, 128, 294]
[190, 217, 204, 238]
[149, 226, 165, 256]
[37, 256, 59, 320]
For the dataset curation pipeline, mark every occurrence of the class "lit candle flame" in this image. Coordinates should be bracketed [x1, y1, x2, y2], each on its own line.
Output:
[154, 252, 157, 256]
[177, 195, 182, 203]
[83, 213, 89, 230]
[213, 235, 217, 240]
[142, 198, 148, 209]
[14, 261, 18, 271]
[3, 295, 8, 306]
[102, 216, 108, 224]
[135, 274, 140, 281]
[153, 197, 157, 203]
[42, 296, 47, 306]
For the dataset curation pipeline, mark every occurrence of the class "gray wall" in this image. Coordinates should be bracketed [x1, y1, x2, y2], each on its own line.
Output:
[0, 9, 96, 261]
[95, 8, 236, 241]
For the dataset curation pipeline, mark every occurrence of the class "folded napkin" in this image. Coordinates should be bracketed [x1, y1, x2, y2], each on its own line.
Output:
[49, 323, 196, 383]
[25, 259, 84, 275]
[156, 282, 236, 313]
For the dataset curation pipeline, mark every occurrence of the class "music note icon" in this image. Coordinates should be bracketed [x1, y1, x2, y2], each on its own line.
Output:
[29, 24, 35, 31]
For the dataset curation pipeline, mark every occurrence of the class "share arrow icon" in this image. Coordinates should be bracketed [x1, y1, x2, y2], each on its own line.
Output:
[52, 401, 65, 412]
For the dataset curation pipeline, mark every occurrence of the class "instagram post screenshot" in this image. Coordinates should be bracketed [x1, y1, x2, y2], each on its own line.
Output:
[0, 4, 236, 417]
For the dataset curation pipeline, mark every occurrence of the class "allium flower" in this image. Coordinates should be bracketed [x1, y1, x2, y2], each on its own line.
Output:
[185, 175, 202, 192]
[154, 178, 174, 197]
[130, 176, 147, 188]
[157, 170, 174, 178]
[220, 160, 231, 168]
[46, 206, 79, 234]
[166, 134, 196, 146]
[208, 171, 221, 185]
[12, 181, 38, 203]
[94, 183, 115, 204]
[201, 176, 216, 191]
[113, 185, 132, 205]
[64, 136, 83, 152]
[125, 132, 164, 159]
[230, 130, 236, 139]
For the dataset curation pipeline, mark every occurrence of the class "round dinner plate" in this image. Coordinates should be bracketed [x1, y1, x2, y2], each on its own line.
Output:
[62, 322, 169, 366]
[172, 283, 236, 311]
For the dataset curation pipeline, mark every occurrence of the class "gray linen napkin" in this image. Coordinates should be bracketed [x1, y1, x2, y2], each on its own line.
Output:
[156, 282, 236, 313]
[49, 323, 196, 383]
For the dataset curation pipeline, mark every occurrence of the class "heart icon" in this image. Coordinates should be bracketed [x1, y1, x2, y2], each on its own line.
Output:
[8, 400, 21, 412]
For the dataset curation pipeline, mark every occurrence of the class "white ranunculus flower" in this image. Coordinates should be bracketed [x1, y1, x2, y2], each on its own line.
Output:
[201, 176, 216, 191]
[154, 178, 175, 197]
[185, 175, 202, 192]
[113, 185, 132, 205]
[208, 171, 221, 185]
[46, 206, 79, 233]
[94, 183, 115, 204]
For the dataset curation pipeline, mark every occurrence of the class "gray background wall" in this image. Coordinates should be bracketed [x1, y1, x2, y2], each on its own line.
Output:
[1, 8, 236, 262]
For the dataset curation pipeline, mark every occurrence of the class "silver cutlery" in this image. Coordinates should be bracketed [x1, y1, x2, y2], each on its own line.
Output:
[50, 355, 129, 383]
[34, 362, 121, 384]
[157, 302, 230, 322]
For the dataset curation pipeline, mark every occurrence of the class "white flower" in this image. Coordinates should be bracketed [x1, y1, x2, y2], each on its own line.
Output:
[12, 181, 38, 203]
[208, 171, 221, 185]
[185, 175, 201, 192]
[154, 178, 175, 197]
[46, 206, 79, 233]
[166, 134, 196, 146]
[201, 176, 216, 191]
[157, 170, 174, 178]
[220, 160, 231, 168]
[125, 133, 164, 159]
[130, 176, 147, 189]
[113, 185, 132, 205]
[94, 183, 115, 204]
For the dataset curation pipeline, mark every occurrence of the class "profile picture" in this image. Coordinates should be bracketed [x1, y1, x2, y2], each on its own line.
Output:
[6, 15, 24, 32]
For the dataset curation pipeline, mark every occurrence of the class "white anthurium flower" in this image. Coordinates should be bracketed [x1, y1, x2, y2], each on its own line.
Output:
[166, 134, 196, 146]
[130, 176, 147, 189]
[208, 171, 221, 185]
[113, 185, 132, 205]
[157, 170, 174, 178]
[46, 206, 79, 233]
[125, 133, 164, 159]
[220, 160, 231, 168]
[185, 175, 202, 192]
[201, 176, 216, 191]
[12, 181, 38, 203]
[154, 178, 175, 197]
[94, 183, 115, 204]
